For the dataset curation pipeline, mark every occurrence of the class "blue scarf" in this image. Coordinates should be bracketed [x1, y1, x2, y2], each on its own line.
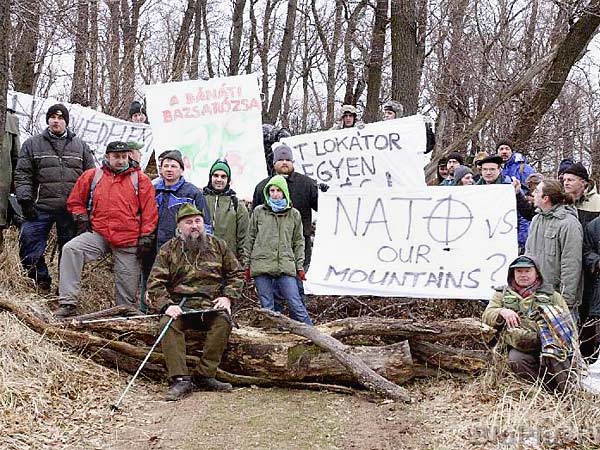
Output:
[268, 197, 287, 212]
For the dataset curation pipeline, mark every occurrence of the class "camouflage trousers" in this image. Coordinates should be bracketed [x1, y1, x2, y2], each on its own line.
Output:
[160, 311, 232, 380]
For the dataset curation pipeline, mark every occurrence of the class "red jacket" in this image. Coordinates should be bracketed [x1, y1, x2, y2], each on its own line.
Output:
[68, 164, 158, 247]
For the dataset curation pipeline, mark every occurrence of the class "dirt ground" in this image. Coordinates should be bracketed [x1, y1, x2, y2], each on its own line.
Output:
[106, 378, 496, 450]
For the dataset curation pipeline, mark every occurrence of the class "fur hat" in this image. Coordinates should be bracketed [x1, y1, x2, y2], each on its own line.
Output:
[562, 162, 589, 181]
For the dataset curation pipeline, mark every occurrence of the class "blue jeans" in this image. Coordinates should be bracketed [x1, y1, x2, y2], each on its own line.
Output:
[255, 275, 312, 325]
[19, 208, 74, 284]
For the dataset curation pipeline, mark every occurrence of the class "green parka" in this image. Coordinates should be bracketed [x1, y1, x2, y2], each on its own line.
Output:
[203, 189, 249, 261]
[245, 175, 304, 277]
[0, 111, 20, 227]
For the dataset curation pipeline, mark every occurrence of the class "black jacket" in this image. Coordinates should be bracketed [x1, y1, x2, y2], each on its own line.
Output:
[253, 170, 318, 237]
[583, 216, 600, 317]
[14, 128, 95, 211]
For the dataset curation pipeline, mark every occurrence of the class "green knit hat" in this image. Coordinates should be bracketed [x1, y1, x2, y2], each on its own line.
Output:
[210, 159, 231, 178]
[176, 203, 203, 222]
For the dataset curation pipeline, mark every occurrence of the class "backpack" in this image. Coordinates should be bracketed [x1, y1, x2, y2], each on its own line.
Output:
[87, 167, 140, 216]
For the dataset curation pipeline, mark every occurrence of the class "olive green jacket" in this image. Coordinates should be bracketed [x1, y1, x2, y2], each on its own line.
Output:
[0, 112, 20, 227]
[482, 288, 568, 353]
[204, 191, 249, 261]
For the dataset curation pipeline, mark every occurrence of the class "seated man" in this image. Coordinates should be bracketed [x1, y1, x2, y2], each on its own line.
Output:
[482, 255, 578, 393]
[147, 204, 243, 401]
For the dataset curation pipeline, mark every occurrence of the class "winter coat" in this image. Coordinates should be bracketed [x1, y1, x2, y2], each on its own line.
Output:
[582, 216, 600, 317]
[253, 170, 318, 237]
[154, 177, 211, 249]
[482, 256, 569, 354]
[573, 181, 600, 229]
[203, 186, 249, 260]
[525, 204, 583, 308]
[245, 175, 304, 277]
[67, 162, 158, 247]
[0, 111, 20, 226]
[502, 152, 535, 192]
[14, 128, 95, 211]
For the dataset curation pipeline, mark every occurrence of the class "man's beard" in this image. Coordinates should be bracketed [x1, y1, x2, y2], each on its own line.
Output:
[182, 232, 209, 255]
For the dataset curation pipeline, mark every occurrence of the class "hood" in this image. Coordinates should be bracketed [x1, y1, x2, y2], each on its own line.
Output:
[505, 151, 528, 167]
[205, 159, 232, 192]
[537, 203, 578, 221]
[583, 179, 599, 201]
[506, 254, 544, 286]
[263, 174, 292, 209]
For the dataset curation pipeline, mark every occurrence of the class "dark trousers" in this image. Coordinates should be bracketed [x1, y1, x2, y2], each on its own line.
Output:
[508, 348, 573, 393]
[161, 311, 232, 380]
[19, 208, 74, 285]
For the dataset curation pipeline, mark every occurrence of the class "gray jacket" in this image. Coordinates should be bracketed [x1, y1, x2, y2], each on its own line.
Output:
[525, 204, 583, 308]
[14, 128, 95, 211]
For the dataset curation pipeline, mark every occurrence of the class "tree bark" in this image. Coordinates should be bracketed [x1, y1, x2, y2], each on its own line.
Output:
[188, 0, 203, 80]
[228, 0, 247, 76]
[363, 0, 387, 124]
[88, 0, 99, 108]
[265, 0, 298, 124]
[390, 0, 426, 115]
[509, 0, 600, 150]
[200, 0, 214, 78]
[171, 0, 196, 81]
[120, 0, 145, 118]
[343, 0, 368, 106]
[71, 0, 90, 105]
[12, 0, 40, 94]
[0, 0, 9, 136]
[107, 0, 122, 115]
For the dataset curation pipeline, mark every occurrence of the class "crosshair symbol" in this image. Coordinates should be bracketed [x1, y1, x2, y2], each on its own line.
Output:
[423, 195, 474, 246]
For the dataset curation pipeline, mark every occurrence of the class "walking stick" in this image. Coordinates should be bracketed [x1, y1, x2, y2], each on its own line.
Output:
[110, 296, 187, 413]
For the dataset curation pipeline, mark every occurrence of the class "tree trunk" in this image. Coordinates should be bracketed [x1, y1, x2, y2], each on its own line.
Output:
[200, 0, 214, 78]
[228, 0, 247, 76]
[509, 0, 600, 150]
[244, 0, 258, 74]
[390, 0, 426, 115]
[0, 0, 9, 135]
[89, 0, 99, 108]
[188, 0, 203, 80]
[172, 0, 196, 81]
[12, 0, 40, 94]
[343, 0, 368, 105]
[363, 0, 387, 123]
[265, 0, 298, 124]
[120, 0, 145, 118]
[107, 0, 121, 115]
[71, 0, 90, 105]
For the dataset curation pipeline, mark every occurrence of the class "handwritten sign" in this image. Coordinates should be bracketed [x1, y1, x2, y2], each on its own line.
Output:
[7, 91, 154, 168]
[145, 74, 264, 198]
[281, 115, 427, 190]
[305, 185, 518, 299]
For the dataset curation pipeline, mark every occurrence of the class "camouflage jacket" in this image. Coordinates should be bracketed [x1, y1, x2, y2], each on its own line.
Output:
[482, 287, 568, 354]
[146, 234, 243, 312]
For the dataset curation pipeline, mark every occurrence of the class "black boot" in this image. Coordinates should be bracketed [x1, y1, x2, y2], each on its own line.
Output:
[194, 376, 233, 392]
[54, 304, 77, 319]
[165, 376, 194, 401]
[37, 279, 52, 295]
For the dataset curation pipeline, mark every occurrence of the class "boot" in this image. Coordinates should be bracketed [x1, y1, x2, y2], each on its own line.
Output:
[54, 304, 77, 319]
[194, 376, 233, 392]
[37, 279, 52, 295]
[165, 376, 194, 401]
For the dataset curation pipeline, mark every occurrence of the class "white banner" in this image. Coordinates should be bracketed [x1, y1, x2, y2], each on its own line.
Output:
[145, 74, 264, 199]
[305, 185, 519, 300]
[281, 115, 427, 190]
[7, 91, 154, 168]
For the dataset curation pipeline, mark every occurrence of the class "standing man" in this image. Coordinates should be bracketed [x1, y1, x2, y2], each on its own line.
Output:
[440, 152, 465, 186]
[253, 144, 319, 270]
[262, 124, 291, 176]
[14, 104, 95, 292]
[497, 139, 535, 192]
[330, 105, 364, 130]
[127, 141, 144, 165]
[147, 204, 243, 401]
[56, 141, 158, 318]
[475, 155, 511, 186]
[0, 109, 20, 253]
[525, 180, 583, 314]
[203, 159, 249, 261]
[561, 163, 600, 229]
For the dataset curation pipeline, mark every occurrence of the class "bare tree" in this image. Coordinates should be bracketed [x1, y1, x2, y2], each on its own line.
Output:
[120, 0, 145, 117]
[229, 0, 247, 75]
[12, 0, 40, 94]
[342, 0, 368, 106]
[0, 0, 10, 132]
[363, 0, 387, 123]
[106, 0, 121, 115]
[71, 0, 89, 105]
[172, 0, 196, 81]
[200, 0, 215, 77]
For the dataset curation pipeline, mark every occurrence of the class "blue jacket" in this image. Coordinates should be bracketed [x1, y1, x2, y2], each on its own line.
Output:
[501, 152, 535, 249]
[154, 177, 212, 249]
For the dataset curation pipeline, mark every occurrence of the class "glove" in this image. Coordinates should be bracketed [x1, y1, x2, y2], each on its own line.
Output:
[318, 183, 329, 193]
[137, 235, 155, 259]
[19, 200, 37, 221]
[297, 270, 306, 281]
[244, 268, 251, 282]
[73, 213, 91, 236]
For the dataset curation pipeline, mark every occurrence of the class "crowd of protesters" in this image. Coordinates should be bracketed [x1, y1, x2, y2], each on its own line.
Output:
[0, 101, 592, 398]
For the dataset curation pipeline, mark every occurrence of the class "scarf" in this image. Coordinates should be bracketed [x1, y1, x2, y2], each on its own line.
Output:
[268, 197, 287, 212]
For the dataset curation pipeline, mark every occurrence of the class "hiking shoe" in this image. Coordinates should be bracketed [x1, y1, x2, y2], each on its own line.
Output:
[37, 279, 52, 295]
[194, 376, 233, 392]
[54, 304, 77, 319]
[165, 376, 194, 401]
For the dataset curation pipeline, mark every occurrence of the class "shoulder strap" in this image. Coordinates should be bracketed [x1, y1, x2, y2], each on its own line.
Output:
[231, 195, 238, 212]
[87, 168, 104, 214]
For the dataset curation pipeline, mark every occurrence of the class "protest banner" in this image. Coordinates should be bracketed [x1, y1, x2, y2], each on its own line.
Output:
[305, 185, 518, 300]
[144, 74, 264, 198]
[7, 91, 154, 168]
[281, 115, 427, 190]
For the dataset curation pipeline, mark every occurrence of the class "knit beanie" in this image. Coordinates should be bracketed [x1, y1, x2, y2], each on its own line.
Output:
[562, 162, 589, 181]
[495, 139, 514, 152]
[46, 104, 69, 126]
[447, 152, 465, 165]
[452, 165, 473, 185]
[272, 143, 293, 162]
[128, 101, 145, 119]
[209, 159, 231, 178]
